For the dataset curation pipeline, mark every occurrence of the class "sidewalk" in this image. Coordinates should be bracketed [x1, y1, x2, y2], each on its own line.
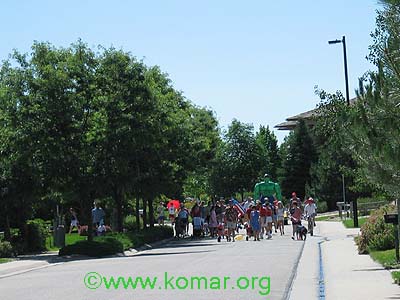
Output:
[289, 221, 400, 300]
[0, 235, 176, 278]
[0, 252, 59, 278]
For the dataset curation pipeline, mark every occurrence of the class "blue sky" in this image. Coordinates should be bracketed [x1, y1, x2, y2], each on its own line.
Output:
[0, 1, 380, 143]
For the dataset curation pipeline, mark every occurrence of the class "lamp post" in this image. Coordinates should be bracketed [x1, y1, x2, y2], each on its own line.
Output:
[328, 36, 358, 227]
[328, 36, 350, 106]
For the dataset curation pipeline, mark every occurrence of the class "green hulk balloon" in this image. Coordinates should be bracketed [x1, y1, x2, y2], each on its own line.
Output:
[254, 174, 282, 203]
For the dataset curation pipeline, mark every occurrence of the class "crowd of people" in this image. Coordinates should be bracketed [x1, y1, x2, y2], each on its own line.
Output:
[163, 192, 318, 242]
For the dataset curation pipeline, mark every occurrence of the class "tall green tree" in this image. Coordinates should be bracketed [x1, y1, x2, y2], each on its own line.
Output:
[255, 125, 280, 181]
[280, 119, 316, 200]
[345, 2, 400, 198]
[209, 120, 259, 200]
[310, 91, 360, 210]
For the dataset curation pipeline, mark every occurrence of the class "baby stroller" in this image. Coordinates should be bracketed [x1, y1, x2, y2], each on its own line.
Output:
[175, 217, 187, 238]
[244, 222, 253, 241]
[192, 217, 203, 238]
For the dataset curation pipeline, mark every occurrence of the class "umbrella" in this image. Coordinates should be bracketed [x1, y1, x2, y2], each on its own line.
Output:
[167, 199, 180, 209]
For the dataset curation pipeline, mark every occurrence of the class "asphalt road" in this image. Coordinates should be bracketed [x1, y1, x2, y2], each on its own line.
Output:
[0, 226, 303, 300]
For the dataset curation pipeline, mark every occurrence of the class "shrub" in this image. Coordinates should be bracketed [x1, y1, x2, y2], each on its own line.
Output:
[123, 226, 173, 249]
[25, 219, 49, 252]
[59, 237, 123, 257]
[0, 241, 13, 258]
[123, 215, 142, 232]
[97, 233, 133, 250]
[356, 204, 395, 254]
[317, 201, 328, 213]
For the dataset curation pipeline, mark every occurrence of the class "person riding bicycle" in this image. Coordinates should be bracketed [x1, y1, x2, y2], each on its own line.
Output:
[304, 197, 317, 228]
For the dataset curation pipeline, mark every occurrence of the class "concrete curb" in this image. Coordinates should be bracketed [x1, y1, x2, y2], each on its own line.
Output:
[123, 237, 175, 256]
[283, 238, 306, 300]
[0, 236, 175, 279]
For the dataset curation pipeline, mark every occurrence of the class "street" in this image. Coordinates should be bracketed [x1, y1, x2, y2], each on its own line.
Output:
[0, 226, 303, 300]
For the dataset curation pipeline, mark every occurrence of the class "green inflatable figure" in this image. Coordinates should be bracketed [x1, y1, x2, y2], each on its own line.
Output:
[254, 173, 282, 203]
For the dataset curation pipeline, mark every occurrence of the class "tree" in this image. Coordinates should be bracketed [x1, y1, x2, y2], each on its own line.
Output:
[209, 120, 259, 200]
[280, 119, 316, 200]
[344, 3, 400, 199]
[255, 125, 280, 181]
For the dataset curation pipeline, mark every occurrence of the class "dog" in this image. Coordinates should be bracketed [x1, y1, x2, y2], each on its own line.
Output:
[296, 225, 308, 241]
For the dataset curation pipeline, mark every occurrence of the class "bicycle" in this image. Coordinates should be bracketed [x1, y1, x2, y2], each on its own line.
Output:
[307, 214, 315, 236]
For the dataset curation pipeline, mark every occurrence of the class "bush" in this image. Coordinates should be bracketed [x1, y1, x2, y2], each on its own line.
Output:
[59, 237, 123, 257]
[356, 204, 395, 254]
[0, 241, 13, 258]
[25, 219, 49, 252]
[97, 233, 133, 250]
[121, 226, 173, 250]
[317, 201, 328, 213]
[123, 215, 142, 232]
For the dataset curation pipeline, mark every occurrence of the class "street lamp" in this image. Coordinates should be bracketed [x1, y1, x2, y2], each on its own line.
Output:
[329, 36, 358, 227]
[328, 36, 350, 106]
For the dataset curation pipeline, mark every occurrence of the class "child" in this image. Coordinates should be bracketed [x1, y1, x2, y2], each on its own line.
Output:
[277, 201, 285, 235]
[217, 222, 225, 242]
[244, 222, 253, 241]
[250, 205, 260, 241]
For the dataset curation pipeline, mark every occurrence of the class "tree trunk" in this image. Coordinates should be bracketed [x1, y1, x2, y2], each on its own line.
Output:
[143, 199, 148, 230]
[135, 195, 140, 231]
[114, 187, 123, 233]
[148, 198, 155, 228]
[4, 214, 11, 241]
[85, 191, 95, 242]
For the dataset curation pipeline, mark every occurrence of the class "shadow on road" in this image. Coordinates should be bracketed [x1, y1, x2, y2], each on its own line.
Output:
[133, 250, 214, 257]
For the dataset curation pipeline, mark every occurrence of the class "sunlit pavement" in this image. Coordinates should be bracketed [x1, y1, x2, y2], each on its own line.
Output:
[0, 225, 303, 300]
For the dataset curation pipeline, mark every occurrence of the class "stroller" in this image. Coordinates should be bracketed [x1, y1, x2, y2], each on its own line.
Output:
[175, 217, 188, 238]
[244, 222, 253, 241]
[192, 217, 203, 238]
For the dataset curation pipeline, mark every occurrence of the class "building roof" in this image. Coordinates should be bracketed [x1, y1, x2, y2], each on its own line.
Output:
[275, 97, 357, 130]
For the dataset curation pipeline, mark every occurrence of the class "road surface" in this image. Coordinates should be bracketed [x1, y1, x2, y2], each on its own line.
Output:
[0, 226, 303, 300]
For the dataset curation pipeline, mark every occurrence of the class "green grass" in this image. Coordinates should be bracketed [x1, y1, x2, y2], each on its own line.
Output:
[0, 258, 12, 264]
[392, 271, 400, 285]
[342, 217, 368, 228]
[58, 226, 174, 257]
[369, 249, 399, 269]
[315, 215, 336, 221]
[46, 232, 87, 251]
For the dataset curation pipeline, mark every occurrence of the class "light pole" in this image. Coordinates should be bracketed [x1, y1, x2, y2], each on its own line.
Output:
[328, 36, 350, 106]
[328, 36, 358, 227]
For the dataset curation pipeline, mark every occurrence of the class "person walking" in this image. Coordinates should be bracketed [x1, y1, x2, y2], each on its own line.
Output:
[69, 208, 80, 234]
[92, 202, 105, 235]
[209, 206, 218, 237]
[157, 202, 165, 226]
[250, 205, 261, 241]
[290, 201, 302, 240]
[224, 200, 238, 242]
[276, 201, 285, 235]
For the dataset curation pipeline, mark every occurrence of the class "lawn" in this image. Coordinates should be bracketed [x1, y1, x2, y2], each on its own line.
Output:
[59, 226, 173, 257]
[46, 232, 86, 251]
[342, 217, 368, 228]
[369, 249, 399, 269]
[0, 258, 12, 264]
[315, 215, 337, 221]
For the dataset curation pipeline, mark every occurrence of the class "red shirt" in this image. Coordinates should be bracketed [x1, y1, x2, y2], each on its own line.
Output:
[265, 206, 272, 217]
[259, 207, 267, 217]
